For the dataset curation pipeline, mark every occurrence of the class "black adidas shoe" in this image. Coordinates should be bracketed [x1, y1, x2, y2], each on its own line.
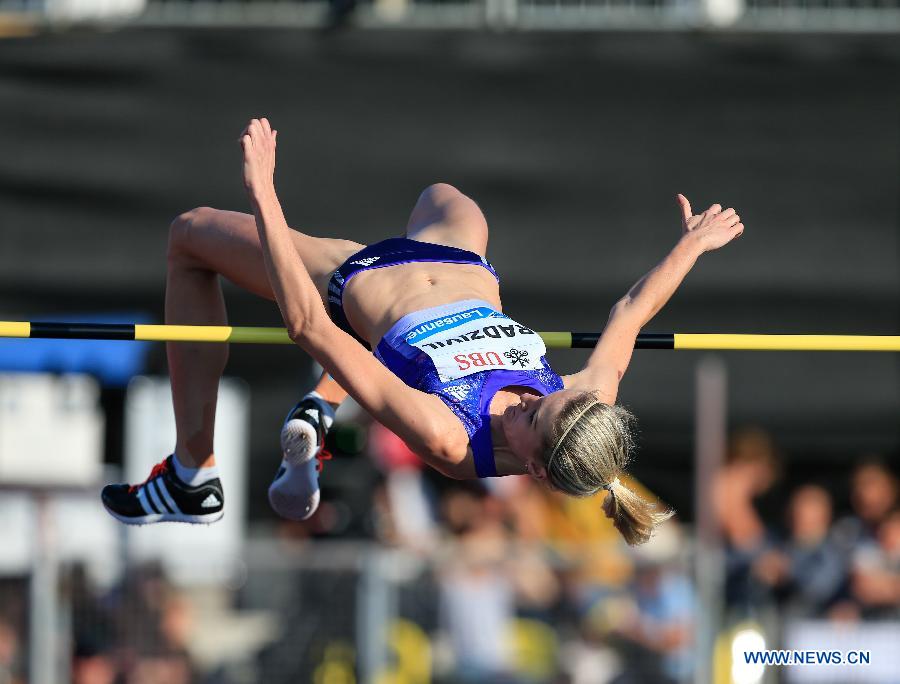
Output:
[101, 454, 224, 525]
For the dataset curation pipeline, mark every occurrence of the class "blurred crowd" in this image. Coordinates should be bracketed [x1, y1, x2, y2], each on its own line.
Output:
[714, 428, 899, 623]
[365, 421, 694, 684]
[0, 423, 896, 684]
[0, 563, 196, 684]
[363, 422, 898, 682]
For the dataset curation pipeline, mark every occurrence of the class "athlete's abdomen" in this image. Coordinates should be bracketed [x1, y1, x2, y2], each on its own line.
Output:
[342, 261, 502, 346]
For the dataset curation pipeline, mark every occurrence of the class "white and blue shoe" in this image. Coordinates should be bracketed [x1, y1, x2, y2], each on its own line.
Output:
[268, 395, 335, 521]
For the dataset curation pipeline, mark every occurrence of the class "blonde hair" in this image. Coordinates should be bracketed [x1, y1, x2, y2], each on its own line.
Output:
[545, 392, 674, 545]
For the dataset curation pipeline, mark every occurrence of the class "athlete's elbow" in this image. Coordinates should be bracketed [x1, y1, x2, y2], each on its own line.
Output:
[419, 435, 468, 480]
[611, 297, 636, 318]
[286, 321, 304, 343]
[287, 309, 330, 347]
[610, 298, 646, 330]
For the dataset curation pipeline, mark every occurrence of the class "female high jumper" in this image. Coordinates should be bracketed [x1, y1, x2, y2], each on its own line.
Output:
[102, 118, 744, 545]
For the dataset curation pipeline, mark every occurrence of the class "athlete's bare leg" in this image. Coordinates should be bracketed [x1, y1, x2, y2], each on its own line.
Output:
[405, 182, 489, 256]
[308, 371, 345, 410]
[165, 207, 361, 468]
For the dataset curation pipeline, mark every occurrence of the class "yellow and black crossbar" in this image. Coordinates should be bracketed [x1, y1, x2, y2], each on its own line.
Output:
[1, 322, 899, 351]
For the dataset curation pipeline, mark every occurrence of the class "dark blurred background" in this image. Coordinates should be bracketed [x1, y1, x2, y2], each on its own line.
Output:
[1, 19, 900, 684]
[2, 29, 897, 519]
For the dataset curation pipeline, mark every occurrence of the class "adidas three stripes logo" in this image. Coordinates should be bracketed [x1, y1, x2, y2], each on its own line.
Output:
[136, 478, 181, 516]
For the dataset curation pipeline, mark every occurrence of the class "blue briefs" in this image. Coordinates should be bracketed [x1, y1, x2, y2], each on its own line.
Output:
[327, 237, 499, 348]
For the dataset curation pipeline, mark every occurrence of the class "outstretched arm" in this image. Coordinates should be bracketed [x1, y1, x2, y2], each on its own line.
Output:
[240, 119, 461, 470]
[566, 194, 744, 400]
[240, 120, 320, 338]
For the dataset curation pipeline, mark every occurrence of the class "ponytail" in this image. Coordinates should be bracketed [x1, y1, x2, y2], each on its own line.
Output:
[545, 392, 673, 545]
[603, 476, 674, 546]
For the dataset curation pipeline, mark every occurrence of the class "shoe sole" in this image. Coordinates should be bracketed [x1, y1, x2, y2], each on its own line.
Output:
[269, 413, 322, 521]
[102, 504, 224, 526]
[268, 484, 320, 522]
[280, 418, 318, 467]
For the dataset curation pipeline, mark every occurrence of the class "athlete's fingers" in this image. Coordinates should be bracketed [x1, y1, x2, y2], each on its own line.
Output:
[248, 118, 263, 140]
[255, 119, 275, 147]
[719, 210, 740, 227]
[261, 118, 272, 136]
[718, 207, 736, 221]
[734, 222, 744, 237]
[706, 203, 722, 215]
[676, 194, 692, 224]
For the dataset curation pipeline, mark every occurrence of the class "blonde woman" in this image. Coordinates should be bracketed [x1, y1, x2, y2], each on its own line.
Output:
[102, 119, 744, 545]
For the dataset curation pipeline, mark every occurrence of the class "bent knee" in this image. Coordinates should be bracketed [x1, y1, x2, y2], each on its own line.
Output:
[410, 183, 488, 248]
[426, 183, 484, 221]
[167, 206, 216, 266]
[418, 182, 464, 206]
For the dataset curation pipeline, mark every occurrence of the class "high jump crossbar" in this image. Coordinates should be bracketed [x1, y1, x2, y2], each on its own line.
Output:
[1, 322, 899, 351]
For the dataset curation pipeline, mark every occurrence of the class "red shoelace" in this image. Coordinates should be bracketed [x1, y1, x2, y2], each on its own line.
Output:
[315, 448, 333, 473]
[129, 457, 169, 493]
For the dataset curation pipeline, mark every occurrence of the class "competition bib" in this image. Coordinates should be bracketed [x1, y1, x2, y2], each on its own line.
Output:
[405, 306, 547, 382]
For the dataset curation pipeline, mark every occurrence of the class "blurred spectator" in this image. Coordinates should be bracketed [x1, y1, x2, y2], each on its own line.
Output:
[711, 427, 781, 611]
[369, 422, 438, 553]
[127, 651, 194, 684]
[499, 475, 636, 621]
[751, 484, 846, 617]
[67, 562, 117, 674]
[64, 561, 200, 684]
[0, 581, 26, 684]
[0, 618, 22, 684]
[852, 461, 898, 527]
[850, 508, 900, 619]
[437, 485, 517, 682]
[590, 522, 693, 684]
[159, 591, 193, 656]
[713, 427, 780, 550]
[112, 562, 170, 657]
[834, 459, 898, 550]
[71, 639, 116, 684]
[436, 483, 562, 683]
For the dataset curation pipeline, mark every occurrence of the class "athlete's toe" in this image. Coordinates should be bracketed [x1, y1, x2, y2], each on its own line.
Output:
[101, 484, 145, 518]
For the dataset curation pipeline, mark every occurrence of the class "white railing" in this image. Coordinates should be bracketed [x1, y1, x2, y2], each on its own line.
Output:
[5, 0, 900, 30]
[136, 0, 900, 29]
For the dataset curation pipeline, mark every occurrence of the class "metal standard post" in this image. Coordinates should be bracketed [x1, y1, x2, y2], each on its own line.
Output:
[693, 357, 727, 684]
[29, 493, 59, 684]
[356, 548, 394, 683]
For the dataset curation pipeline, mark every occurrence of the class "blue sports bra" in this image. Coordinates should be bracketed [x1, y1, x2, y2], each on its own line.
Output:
[374, 299, 564, 478]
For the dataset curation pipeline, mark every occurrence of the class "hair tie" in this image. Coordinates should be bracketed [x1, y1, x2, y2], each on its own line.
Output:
[603, 476, 620, 492]
[547, 399, 601, 472]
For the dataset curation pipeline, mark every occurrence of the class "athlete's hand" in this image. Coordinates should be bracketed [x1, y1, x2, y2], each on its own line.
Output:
[240, 117, 278, 197]
[676, 194, 744, 253]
